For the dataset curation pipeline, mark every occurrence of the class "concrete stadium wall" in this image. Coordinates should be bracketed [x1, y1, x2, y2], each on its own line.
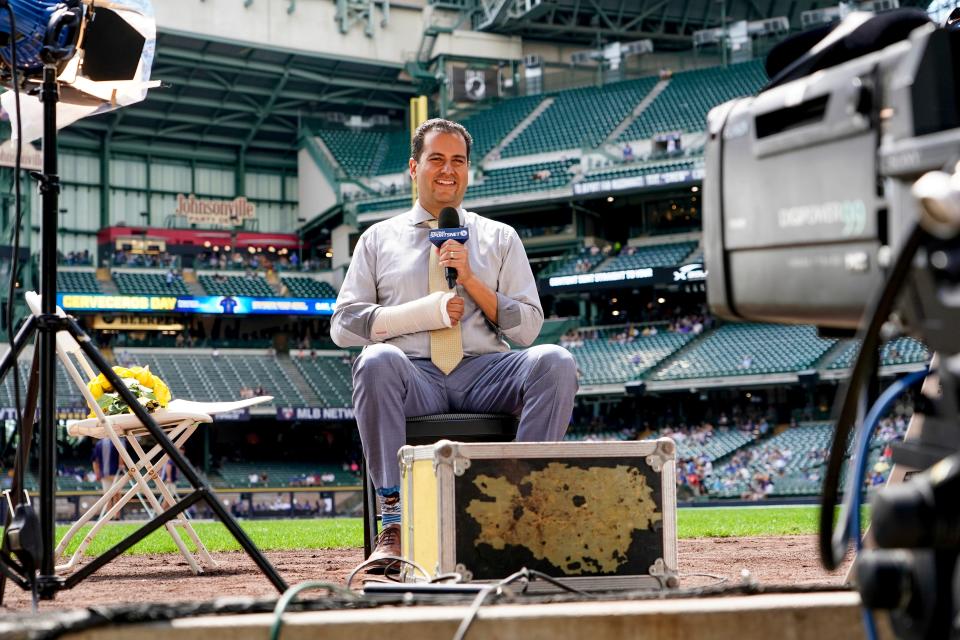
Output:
[156, 0, 430, 66]
[298, 146, 338, 225]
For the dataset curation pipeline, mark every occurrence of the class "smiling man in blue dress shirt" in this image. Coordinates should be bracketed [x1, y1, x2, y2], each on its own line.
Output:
[331, 118, 578, 564]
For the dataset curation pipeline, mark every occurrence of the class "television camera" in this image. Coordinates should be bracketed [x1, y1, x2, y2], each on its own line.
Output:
[704, 10, 960, 639]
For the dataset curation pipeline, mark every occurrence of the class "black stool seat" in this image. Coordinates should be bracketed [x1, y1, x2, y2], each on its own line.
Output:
[405, 413, 518, 442]
[362, 413, 519, 557]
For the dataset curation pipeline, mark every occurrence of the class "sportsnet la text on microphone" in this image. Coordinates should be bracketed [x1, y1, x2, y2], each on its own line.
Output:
[428, 228, 469, 247]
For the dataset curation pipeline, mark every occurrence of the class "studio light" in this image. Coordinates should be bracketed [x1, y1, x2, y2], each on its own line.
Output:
[0, 0, 159, 141]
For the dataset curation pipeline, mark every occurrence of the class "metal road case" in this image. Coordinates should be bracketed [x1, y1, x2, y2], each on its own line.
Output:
[399, 439, 678, 591]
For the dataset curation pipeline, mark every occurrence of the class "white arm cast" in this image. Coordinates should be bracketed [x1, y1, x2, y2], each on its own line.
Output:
[370, 291, 456, 341]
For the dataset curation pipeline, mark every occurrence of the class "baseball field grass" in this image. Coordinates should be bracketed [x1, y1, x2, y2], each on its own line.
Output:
[56, 505, 869, 556]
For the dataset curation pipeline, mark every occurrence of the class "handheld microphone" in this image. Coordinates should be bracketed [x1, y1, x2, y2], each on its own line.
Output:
[429, 207, 469, 289]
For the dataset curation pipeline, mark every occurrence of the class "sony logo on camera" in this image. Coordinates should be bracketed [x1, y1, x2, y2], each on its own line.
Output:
[428, 228, 469, 247]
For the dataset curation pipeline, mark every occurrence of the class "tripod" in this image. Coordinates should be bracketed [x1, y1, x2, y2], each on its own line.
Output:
[0, 63, 289, 601]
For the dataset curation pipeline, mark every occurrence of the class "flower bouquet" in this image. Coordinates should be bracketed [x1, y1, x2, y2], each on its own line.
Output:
[87, 366, 172, 418]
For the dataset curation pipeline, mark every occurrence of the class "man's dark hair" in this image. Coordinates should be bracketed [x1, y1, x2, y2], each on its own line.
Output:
[410, 118, 473, 164]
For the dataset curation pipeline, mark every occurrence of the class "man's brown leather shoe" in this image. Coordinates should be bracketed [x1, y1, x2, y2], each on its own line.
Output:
[367, 524, 401, 563]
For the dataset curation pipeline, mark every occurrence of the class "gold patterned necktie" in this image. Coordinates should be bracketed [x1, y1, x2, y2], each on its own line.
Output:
[427, 219, 464, 374]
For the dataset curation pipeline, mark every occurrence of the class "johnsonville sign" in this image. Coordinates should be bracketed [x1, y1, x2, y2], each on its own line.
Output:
[175, 194, 257, 227]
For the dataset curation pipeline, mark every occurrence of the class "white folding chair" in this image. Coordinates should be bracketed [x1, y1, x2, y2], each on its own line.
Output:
[24, 292, 271, 575]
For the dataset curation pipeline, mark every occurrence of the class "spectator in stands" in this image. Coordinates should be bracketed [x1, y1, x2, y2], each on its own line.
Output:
[622, 143, 634, 162]
[332, 118, 578, 567]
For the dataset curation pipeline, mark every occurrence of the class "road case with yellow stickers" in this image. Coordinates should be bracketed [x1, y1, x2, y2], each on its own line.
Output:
[399, 439, 678, 591]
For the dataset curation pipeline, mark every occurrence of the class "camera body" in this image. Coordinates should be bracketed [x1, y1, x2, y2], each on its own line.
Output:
[703, 23, 960, 331]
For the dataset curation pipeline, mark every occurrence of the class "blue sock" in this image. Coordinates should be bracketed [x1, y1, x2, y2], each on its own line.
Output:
[377, 486, 401, 527]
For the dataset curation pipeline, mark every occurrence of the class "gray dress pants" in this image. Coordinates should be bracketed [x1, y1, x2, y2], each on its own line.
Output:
[352, 343, 579, 491]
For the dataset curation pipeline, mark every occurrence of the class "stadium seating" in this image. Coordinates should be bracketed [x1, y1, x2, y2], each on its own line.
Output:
[564, 429, 637, 442]
[671, 428, 757, 462]
[578, 158, 699, 188]
[375, 129, 411, 176]
[537, 248, 607, 279]
[282, 276, 337, 298]
[650, 323, 835, 381]
[316, 128, 383, 177]
[618, 60, 768, 141]
[597, 241, 698, 272]
[502, 77, 659, 157]
[0, 358, 86, 409]
[117, 350, 306, 408]
[356, 194, 411, 214]
[113, 271, 190, 296]
[828, 336, 930, 370]
[353, 159, 579, 215]
[291, 355, 354, 408]
[58, 270, 101, 294]
[214, 461, 358, 488]
[199, 274, 276, 297]
[568, 331, 694, 385]
[459, 95, 543, 160]
[707, 422, 834, 498]
[468, 159, 578, 200]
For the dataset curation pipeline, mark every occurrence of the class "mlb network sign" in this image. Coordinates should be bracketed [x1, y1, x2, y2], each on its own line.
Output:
[276, 407, 355, 422]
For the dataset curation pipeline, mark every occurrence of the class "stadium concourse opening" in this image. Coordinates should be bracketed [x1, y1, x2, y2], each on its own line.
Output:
[0, 0, 940, 636]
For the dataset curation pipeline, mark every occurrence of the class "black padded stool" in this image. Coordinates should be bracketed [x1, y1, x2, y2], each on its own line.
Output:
[361, 413, 519, 558]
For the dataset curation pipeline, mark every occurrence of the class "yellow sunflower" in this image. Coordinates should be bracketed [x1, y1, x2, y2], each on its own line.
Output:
[87, 365, 172, 418]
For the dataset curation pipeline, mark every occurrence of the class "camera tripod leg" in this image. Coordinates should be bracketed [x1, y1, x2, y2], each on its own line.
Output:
[0, 321, 39, 605]
[63, 317, 289, 593]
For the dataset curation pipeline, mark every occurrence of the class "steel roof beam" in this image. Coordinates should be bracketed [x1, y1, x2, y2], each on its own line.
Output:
[62, 133, 296, 168]
[501, 20, 690, 41]
[79, 120, 293, 151]
[128, 109, 293, 134]
[159, 48, 416, 94]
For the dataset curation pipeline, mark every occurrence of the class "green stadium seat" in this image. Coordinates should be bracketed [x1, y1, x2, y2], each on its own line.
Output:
[281, 276, 337, 298]
[827, 337, 930, 370]
[618, 61, 767, 141]
[58, 269, 101, 294]
[115, 350, 307, 408]
[501, 77, 658, 157]
[199, 274, 276, 297]
[651, 323, 836, 381]
[567, 331, 693, 385]
[598, 241, 698, 272]
[113, 271, 189, 296]
[291, 354, 354, 408]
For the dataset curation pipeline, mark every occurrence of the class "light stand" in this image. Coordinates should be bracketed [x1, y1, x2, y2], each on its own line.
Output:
[0, 59, 289, 600]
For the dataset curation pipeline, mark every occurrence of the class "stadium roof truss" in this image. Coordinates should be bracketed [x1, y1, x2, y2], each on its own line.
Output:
[464, 0, 928, 46]
[62, 31, 417, 168]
